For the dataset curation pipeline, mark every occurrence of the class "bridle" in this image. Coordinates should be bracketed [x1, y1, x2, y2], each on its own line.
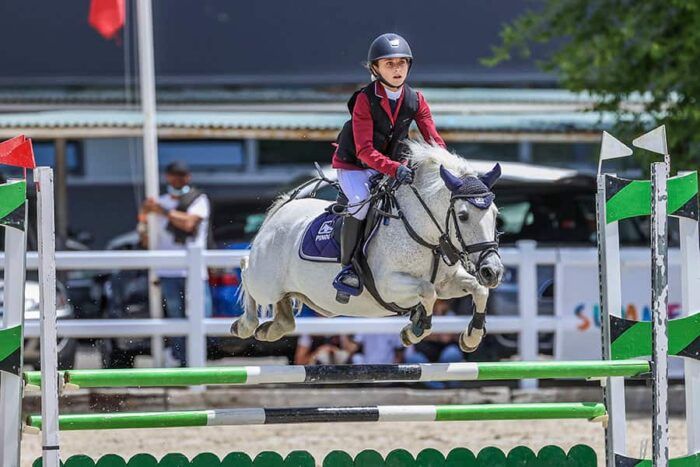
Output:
[399, 182, 500, 281]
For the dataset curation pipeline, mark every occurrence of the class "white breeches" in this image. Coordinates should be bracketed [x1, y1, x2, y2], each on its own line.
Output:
[337, 168, 379, 220]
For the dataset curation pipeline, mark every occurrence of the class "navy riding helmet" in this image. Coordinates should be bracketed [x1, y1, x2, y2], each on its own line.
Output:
[367, 33, 413, 65]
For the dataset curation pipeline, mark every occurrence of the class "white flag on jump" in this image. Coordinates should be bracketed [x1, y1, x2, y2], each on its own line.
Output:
[599, 131, 633, 161]
[632, 125, 667, 155]
[598, 131, 633, 175]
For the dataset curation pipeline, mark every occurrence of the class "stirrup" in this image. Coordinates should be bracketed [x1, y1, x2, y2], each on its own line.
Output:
[333, 266, 363, 298]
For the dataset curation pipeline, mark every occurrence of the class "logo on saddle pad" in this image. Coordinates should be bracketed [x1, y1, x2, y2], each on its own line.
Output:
[315, 220, 335, 241]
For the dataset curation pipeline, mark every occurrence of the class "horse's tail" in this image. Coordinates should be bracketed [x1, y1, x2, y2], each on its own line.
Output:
[259, 193, 292, 229]
[236, 255, 252, 312]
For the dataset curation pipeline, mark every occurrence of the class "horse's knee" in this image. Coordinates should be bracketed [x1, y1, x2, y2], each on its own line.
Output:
[417, 281, 436, 301]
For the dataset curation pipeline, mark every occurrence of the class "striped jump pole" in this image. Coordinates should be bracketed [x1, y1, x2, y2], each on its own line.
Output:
[22, 360, 651, 389]
[25, 402, 608, 431]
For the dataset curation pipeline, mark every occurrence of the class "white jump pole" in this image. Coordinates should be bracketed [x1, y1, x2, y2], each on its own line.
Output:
[36, 167, 61, 467]
[650, 162, 669, 466]
[597, 176, 627, 466]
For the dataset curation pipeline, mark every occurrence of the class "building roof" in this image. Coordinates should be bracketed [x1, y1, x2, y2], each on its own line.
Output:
[0, 108, 622, 142]
[0, 86, 608, 106]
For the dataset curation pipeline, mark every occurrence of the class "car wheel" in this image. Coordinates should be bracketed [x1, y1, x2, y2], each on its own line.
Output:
[99, 339, 136, 369]
[57, 338, 78, 370]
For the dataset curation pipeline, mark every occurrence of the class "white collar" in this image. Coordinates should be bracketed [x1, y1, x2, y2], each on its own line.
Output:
[381, 84, 403, 101]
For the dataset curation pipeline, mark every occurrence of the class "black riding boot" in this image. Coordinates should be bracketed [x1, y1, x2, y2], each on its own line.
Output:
[333, 216, 364, 302]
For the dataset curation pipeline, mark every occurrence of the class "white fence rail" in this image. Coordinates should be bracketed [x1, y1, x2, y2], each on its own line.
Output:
[1, 241, 682, 387]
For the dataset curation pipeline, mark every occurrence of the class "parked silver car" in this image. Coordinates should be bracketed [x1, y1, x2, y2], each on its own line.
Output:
[0, 280, 78, 369]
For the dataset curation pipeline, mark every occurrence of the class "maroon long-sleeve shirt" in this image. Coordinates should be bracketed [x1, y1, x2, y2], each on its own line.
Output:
[332, 82, 446, 177]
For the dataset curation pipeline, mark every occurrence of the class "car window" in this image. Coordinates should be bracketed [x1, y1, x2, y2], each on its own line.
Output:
[497, 191, 598, 245]
[497, 201, 531, 237]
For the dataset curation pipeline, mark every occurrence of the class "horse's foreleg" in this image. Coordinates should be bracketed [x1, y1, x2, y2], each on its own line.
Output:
[459, 277, 489, 353]
[383, 272, 437, 346]
[254, 297, 296, 342]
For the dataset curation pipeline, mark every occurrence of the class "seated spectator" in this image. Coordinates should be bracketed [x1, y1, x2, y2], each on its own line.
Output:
[350, 334, 404, 364]
[294, 335, 354, 365]
[404, 299, 464, 389]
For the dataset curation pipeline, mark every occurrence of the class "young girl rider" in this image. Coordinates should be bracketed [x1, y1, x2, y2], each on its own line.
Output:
[332, 32, 446, 301]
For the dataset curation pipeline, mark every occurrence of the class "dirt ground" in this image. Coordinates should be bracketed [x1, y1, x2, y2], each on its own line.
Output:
[21, 416, 688, 466]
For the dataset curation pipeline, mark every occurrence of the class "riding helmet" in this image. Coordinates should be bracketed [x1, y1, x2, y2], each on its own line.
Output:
[367, 33, 413, 64]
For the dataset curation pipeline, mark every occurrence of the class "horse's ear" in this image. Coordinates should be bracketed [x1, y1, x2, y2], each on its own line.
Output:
[479, 163, 501, 189]
[439, 165, 463, 193]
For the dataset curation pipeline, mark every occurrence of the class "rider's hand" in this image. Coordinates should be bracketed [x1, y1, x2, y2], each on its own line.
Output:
[395, 165, 414, 185]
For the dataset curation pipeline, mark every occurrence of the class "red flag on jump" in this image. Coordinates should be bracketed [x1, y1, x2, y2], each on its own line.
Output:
[0, 135, 36, 169]
[88, 0, 126, 40]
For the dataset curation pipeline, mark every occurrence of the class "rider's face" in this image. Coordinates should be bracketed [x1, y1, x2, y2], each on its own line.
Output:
[373, 58, 409, 88]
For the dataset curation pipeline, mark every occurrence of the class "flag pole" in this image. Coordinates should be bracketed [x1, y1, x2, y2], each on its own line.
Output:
[136, 0, 164, 367]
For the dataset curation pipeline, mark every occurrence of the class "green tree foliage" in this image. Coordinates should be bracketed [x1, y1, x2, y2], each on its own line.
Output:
[485, 0, 700, 170]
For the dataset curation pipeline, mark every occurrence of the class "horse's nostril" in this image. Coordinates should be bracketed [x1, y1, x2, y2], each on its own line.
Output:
[479, 267, 493, 280]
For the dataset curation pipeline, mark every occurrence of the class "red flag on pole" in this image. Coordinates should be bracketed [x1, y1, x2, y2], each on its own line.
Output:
[0, 135, 36, 169]
[88, 0, 126, 40]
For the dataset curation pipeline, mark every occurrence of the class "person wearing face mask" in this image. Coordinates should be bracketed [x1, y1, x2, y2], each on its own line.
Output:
[138, 160, 212, 367]
[331, 33, 446, 302]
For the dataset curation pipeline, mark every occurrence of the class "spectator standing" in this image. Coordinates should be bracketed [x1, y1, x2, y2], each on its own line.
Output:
[138, 161, 212, 367]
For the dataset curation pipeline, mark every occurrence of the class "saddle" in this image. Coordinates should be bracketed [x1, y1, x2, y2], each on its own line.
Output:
[298, 175, 385, 264]
[298, 174, 415, 315]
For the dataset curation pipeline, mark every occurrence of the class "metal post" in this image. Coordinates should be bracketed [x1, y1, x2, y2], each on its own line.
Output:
[136, 0, 164, 367]
[53, 138, 68, 252]
[597, 175, 626, 466]
[36, 167, 61, 467]
[650, 162, 669, 467]
[186, 245, 206, 372]
[0, 203, 27, 467]
[516, 240, 538, 389]
[518, 141, 533, 163]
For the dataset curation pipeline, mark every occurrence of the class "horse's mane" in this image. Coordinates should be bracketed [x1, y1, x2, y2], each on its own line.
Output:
[403, 139, 475, 198]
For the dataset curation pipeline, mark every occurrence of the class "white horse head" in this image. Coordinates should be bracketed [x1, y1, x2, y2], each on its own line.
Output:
[404, 140, 502, 288]
[232, 139, 503, 353]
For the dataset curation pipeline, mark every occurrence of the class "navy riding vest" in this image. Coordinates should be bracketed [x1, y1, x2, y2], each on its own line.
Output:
[335, 83, 420, 167]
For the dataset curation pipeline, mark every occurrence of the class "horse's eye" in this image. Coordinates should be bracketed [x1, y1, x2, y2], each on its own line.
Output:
[458, 211, 469, 222]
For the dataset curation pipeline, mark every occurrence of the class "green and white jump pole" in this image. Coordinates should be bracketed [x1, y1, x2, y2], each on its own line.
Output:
[22, 359, 651, 389]
[598, 127, 700, 466]
[25, 402, 608, 431]
[0, 181, 27, 467]
[0, 137, 41, 467]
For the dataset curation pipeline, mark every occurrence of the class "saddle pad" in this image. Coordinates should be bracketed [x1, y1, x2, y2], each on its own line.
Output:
[299, 211, 341, 262]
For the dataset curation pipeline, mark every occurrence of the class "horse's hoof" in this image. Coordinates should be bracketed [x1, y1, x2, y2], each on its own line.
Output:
[335, 291, 350, 304]
[459, 329, 484, 353]
[230, 319, 254, 339]
[400, 326, 424, 347]
[254, 321, 281, 342]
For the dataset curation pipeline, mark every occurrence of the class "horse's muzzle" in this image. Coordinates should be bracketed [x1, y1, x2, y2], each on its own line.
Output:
[476, 254, 503, 288]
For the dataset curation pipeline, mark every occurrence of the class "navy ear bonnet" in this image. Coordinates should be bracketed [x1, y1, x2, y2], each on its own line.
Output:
[439, 163, 501, 210]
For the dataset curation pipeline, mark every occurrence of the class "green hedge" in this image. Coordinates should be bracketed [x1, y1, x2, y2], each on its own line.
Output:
[33, 445, 597, 467]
